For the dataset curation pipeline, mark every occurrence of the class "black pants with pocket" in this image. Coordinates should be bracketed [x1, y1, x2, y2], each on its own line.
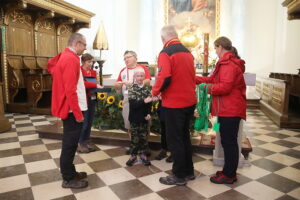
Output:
[164, 105, 195, 179]
[60, 113, 83, 181]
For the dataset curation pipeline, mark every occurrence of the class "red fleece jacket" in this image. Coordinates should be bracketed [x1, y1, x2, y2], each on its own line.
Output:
[47, 48, 83, 121]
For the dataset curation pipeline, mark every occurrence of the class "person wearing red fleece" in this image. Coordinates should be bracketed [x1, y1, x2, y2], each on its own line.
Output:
[195, 36, 246, 184]
[77, 53, 103, 153]
[152, 25, 196, 186]
[47, 33, 88, 189]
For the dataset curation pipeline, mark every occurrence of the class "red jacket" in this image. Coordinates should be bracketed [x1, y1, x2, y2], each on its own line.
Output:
[152, 38, 196, 108]
[196, 51, 246, 120]
[81, 67, 97, 97]
[47, 48, 83, 121]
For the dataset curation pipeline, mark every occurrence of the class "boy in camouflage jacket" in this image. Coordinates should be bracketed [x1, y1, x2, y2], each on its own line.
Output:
[126, 67, 153, 166]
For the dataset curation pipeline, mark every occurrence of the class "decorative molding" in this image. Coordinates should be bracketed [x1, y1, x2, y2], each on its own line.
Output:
[57, 18, 75, 35]
[34, 10, 55, 31]
[282, 0, 300, 20]
[4, 0, 27, 25]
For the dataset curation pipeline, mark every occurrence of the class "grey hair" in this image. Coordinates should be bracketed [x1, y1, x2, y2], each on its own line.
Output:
[124, 50, 137, 58]
[68, 33, 85, 46]
[161, 25, 178, 40]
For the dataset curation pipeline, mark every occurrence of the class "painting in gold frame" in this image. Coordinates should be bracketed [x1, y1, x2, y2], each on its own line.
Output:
[164, 0, 220, 42]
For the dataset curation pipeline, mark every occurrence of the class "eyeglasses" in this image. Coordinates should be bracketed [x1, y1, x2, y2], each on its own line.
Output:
[124, 55, 134, 60]
[78, 41, 87, 47]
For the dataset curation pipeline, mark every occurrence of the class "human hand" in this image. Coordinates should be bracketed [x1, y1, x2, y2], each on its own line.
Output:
[97, 84, 104, 89]
[152, 96, 159, 101]
[145, 114, 151, 120]
[144, 96, 152, 103]
[123, 81, 131, 87]
[194, 110, 199, 118]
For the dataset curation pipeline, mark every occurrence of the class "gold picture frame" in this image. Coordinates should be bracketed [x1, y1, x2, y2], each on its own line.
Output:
[164, 0, 220, 41]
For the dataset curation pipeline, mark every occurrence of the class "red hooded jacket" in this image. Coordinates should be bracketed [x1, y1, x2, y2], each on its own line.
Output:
[47, 48, 83, 121]
[196, 51, 246, 120]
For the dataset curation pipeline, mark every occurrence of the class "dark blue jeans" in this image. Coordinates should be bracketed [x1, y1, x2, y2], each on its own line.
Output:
[79, 97, 96, 144]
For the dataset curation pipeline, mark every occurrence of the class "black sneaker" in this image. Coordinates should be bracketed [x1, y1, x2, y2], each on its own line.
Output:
[166, 155, 173, 163]
[159, 175, 186, 186]
[140, 154, 151, 166]
[126, 156, 137, 166]
[155, 150, 167, 160]
[74, 172, 87, 180]
[62, 179, 88, 189]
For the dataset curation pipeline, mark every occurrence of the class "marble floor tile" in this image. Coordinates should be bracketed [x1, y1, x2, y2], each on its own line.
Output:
[75, 186, 120, 200]
[275, 167, 300, 183]
[97, 167, 135, 185]
[0, 174, 31, 193]
[31, 180, 72, 200]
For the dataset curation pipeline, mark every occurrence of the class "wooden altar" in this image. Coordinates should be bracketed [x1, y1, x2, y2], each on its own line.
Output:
[0, 0, 94, 115]
[255, 72, 300, 128]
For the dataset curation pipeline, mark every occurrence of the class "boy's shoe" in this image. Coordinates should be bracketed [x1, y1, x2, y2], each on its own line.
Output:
[159, 175, 186, 186]
[166, 155, 173, 163]
[77, 143, 89, 153]
[74, 171, 87, 180]
[210, 172, 237, 184]
[62, 179, 88, 189]
[155, 150, 167, 160]
[140, 154, 151, 166]
[126, 156, 137, 166]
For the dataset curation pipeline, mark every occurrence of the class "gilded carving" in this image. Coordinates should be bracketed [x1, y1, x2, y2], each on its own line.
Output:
[36, 20, 55, 30]
[9, 10, 32, 26]
[32, 80, 41, 92]
[60, 25, 72, 35]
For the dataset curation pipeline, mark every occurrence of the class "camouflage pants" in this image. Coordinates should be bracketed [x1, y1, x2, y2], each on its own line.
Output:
[130, 123, 149, 155]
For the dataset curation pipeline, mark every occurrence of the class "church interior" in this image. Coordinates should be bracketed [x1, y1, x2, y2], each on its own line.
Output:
[0, 0, 300, 199]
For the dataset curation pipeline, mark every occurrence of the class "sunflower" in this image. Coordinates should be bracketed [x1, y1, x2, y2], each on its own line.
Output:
[118, 100, 123, 108]
[97, 92, 106, 100]
[107, 96, 115, 104]
[155, 102, 159, 109]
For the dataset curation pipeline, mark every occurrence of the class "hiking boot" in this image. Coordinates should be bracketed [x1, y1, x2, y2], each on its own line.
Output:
[126, 156, 137, 166]
[185, 174, 196, 181]
[86, 141, 97, 152]
[166, 155, 173, 163]
[62, 179, 88, 189]
[215, 171, 237, 181]
[210, 172, 237, 184]
[74, 172, 87, 180]
[159, 175, 186, 186]
[140, 154, 151, 166]
[155, 150, 167, 160]
[77, 143, 89, 153]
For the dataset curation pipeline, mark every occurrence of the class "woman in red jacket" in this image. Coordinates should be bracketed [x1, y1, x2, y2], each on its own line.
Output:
[196, 36, 246, 184]
[78, 53, 103, 153]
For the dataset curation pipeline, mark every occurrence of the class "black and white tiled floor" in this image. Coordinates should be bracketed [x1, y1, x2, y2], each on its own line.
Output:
[0, 109, 299, 200]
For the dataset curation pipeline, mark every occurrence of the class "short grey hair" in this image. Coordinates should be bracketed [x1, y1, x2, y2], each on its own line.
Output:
[68, 33, 85, 46]
[161, 25, 178, 40]
[124, 50, 137, 58]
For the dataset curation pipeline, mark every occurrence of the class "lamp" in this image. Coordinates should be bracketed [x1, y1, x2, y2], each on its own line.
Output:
[93, 20, 108, 85]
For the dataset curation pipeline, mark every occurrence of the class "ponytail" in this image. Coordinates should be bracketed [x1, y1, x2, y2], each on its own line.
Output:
[231, 46, 240, 59]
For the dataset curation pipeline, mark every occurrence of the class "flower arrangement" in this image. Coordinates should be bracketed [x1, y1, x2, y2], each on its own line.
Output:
[93, 89, 124, 130]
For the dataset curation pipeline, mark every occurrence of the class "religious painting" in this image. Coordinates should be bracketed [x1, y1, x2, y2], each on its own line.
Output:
[164, 0, 220, 74]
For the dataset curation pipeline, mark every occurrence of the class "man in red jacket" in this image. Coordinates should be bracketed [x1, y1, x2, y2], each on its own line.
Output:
[152, 25, 196, 186]
[47, 33, 88, 189]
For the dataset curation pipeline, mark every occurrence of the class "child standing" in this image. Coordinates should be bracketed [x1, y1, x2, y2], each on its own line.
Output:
[126, 67, 152, 166]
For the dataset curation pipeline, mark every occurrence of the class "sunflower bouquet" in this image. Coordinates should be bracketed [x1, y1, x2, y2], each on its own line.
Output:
[92, 89, 124, 130]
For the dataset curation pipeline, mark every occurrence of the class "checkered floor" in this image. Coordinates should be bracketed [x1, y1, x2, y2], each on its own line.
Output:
[0, 109, 299, 200]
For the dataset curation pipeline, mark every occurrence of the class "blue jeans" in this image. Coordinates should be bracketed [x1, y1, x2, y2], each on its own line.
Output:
[79, 97, 96, 144]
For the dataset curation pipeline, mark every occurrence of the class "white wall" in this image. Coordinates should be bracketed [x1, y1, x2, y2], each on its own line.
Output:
[220, 0, 300, 76]
[64, 0, 164, 78]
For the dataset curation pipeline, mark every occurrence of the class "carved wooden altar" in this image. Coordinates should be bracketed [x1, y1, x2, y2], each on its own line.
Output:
[0, 0, 94, 115]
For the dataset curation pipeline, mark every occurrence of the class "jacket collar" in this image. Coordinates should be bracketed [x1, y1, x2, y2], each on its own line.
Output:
[164, 38, 181, 48]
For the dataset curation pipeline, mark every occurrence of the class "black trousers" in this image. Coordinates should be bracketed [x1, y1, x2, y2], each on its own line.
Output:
[164, 105, 195, 178]
[160, 120, 167, 150]
[219, 117, 241, 178]
[60, 113, 83, 181]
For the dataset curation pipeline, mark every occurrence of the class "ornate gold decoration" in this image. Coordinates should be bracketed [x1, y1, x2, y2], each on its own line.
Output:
[34, 11, 55, 31]
[59, 25, 73, 35]
[9, 10, 32, 26]
[32, 80, 41, 92]
[282, 0, 300, 20]
[11, 77, 18, 88]
[180, 32, 199, 48]
[37, 20, 55, 30]
[3, 0, 28, 25]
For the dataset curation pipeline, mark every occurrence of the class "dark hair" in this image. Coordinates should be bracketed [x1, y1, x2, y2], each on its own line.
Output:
[214, 36, 240, 58]
[81, 53, 94, 63]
